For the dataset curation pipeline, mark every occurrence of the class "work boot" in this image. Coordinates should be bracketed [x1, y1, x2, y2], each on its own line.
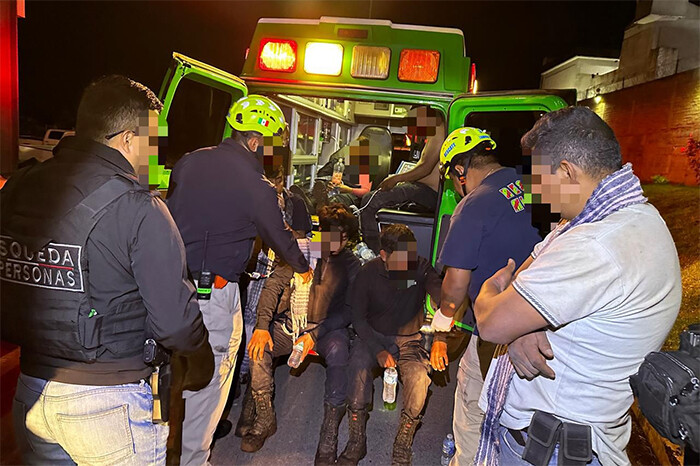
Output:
[337, 406, 369, 465]
[235, 384, 255, 437]
[314, 402, 346, 466]
[240, 390, 276, 452]
[391, 411, 421, 465]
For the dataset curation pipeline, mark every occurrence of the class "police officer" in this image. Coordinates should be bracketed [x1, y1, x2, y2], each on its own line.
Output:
[0, 75, 212, 464]
[430, 127, 541, 465]
[166, 95, 312, 466]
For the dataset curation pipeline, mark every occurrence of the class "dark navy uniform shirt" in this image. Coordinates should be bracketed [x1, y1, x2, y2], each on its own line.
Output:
[166, 139, 309, 282]
[438, 167, 541, 330]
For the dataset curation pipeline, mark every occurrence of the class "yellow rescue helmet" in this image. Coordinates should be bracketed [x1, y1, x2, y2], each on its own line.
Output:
[226, 95, 287, 137]
[439, 127, 496, 179]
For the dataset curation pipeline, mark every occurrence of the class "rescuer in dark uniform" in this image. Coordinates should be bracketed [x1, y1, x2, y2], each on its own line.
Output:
[0, 75, 212, 465]
[338, 224, 442, 466]
[166, 95, 312, 466]
[238, 203, 360, 465]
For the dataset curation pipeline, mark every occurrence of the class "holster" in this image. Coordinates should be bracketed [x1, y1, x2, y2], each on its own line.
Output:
[522, 411, 562, 466]
[151, 364, 171, 424]
[520, 411, 593, 466]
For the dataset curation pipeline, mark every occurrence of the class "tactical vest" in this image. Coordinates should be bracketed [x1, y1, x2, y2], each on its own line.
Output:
[1, 168, 149, 363]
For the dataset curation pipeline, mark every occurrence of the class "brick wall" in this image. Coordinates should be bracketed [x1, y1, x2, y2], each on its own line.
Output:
[581, 68, 700, 186]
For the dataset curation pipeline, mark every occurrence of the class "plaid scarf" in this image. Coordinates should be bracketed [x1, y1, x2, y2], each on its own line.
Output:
[474, 163, 647, 466]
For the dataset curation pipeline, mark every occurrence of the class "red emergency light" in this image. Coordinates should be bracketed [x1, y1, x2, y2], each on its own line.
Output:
[468, 63, 476, 93]
[258, 38, 297, 72]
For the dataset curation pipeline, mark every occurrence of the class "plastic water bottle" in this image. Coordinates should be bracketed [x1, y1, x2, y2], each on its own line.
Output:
[288, 342, 304, 368]
[383, 367, 398, 410]
[440, 433, 456, 465]
[354, 242, 377, 264]
[332, 157, 345, 185]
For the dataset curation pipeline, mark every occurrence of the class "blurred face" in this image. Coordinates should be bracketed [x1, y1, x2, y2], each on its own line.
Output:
[524, 151, 584, 220]
[108, 109, 160, 186]
[319, 226, 348, 257]
[380, 241, 418, 272]
[406, 107, 440, 138]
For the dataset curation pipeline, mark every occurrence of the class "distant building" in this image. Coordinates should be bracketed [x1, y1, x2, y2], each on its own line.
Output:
[541, 0, 700, 186]
[542, 0, 699, 101]
[541, 57, 620, 102]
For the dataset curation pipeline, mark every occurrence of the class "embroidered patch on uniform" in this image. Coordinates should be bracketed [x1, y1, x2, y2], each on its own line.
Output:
[510, 196, 525, 212]
[0, 235, 83, 292]
[507, 182, 522, 195]
[515, 180, 524, 192]
[499, 187, 514, 199]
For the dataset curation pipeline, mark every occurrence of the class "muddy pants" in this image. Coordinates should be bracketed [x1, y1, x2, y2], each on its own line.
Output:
[250, 320, 350, 406]
[347, 332, 431, 418]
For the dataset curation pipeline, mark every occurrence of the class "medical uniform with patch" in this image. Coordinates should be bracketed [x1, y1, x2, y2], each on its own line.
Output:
[438, 167, 540, 465]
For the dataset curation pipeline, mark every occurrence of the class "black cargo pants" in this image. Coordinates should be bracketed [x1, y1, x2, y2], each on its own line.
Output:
[347, 331, 431, 418]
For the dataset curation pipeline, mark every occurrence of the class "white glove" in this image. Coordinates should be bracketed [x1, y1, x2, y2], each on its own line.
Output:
[430, 308, 454, 332]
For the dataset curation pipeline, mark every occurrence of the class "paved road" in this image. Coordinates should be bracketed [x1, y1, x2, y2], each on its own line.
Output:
[210, 348, 462, 466]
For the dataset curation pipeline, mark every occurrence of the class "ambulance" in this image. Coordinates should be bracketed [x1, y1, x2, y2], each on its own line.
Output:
[152, 17, 573, 329]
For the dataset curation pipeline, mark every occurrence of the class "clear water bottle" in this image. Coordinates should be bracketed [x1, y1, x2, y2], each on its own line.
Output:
[332, 157, 345, 185]
[383, 367, 398, 410]
[354, 242, 377, 264]
[440, 433, 456, 465]
[288, 342, 304, 368]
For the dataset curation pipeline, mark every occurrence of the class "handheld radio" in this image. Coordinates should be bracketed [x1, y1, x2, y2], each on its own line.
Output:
[197, 231, 212, 300]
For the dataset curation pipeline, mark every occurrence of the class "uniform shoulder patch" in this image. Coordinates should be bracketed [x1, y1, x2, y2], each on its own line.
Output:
[510, 196, 525, 213]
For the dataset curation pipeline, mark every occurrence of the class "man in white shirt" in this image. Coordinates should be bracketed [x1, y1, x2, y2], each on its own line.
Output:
[473, 106, 682, 466]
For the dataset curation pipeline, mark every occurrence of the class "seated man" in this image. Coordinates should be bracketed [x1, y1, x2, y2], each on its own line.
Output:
[239, 204, 361, 466]
[338, 224, 442, 466]
[359, 107, 445, 253]
[313, 137, 375, 210]
[471, 107, 682, 465]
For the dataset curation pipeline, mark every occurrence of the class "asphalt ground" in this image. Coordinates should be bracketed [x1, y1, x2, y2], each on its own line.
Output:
[210, 339, 465, 466]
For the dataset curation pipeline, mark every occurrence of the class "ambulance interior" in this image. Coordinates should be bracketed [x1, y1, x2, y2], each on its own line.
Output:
[162, 80, 555, 256]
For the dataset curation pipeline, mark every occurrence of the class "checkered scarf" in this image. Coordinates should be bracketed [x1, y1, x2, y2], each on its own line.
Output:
[474, 163, 646, 465]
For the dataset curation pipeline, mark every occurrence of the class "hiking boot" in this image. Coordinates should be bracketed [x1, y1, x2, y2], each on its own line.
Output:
[391, 411, 421, 465]
[314, 403, 346, 466]
[337, 406, 369, 465]
[240, 390, 276, 452]
[235, 384, 255, 438]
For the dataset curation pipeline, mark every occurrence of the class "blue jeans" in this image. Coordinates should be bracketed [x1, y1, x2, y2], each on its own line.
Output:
[13, 372, 167, 465]
[498, 425, 602, 466]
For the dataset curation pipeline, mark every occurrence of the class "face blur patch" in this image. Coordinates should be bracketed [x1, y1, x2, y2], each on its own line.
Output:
[521, 151, 585, 227]
[345, 139, 384, 181]
[319, 227, 347, 257]
[406, 107, 439, 138]
[135, 110, 161, 187]
[384, 240, 418, 272]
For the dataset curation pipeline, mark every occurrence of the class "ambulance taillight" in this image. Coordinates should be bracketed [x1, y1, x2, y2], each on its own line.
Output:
[259, 38, 297, 72]
[304, 42, 344, 76]
[351, 46, 391, 79]
[398, 49, 440, 83]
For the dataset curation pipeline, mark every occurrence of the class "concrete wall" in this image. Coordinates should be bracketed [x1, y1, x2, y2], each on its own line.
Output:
[581, 68, 700, 186]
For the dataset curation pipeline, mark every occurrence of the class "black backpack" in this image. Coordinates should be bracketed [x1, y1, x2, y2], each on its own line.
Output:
[630, 324, 700, 453]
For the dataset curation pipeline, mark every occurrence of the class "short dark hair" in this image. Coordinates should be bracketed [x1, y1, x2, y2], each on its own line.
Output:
[380, 224, 416, 254]
[521, 106, 622, 179]
[76, 75, 162, 142]
[318, 203, 359, 242]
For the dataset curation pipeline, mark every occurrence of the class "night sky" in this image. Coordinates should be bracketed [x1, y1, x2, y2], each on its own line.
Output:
[18, 0, 637, 132]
